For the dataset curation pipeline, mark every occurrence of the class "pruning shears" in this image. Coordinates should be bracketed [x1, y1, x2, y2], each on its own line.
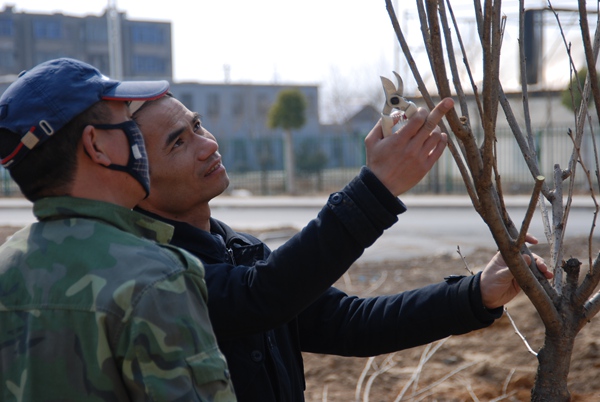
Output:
[380, 71, 417, 137]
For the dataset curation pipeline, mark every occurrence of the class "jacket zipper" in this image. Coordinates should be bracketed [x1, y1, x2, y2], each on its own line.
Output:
[227, 247, 236, 265]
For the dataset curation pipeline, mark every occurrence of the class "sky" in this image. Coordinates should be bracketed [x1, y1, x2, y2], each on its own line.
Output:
[3, 0, 593, 120]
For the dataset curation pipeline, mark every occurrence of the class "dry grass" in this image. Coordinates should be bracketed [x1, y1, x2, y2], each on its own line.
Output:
[302, 238, 600, 401]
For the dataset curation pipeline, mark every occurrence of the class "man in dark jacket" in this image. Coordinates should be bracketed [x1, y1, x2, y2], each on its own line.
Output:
[133, 94, 551, 401]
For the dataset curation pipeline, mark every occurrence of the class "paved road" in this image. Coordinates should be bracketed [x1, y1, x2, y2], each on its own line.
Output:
[1, 195, 596, 263]
[209, 196, 597, 262]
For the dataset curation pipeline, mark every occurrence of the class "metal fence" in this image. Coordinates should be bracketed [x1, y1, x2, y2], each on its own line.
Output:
[0, 125, 597, 197]
[221, 125, 600, 196]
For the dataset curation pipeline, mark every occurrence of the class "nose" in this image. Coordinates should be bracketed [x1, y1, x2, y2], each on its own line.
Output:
[194, 132, 219, 160]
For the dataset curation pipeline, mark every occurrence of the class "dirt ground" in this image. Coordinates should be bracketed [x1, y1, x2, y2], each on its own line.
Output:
[300, 236, 600, 402]
[1, 226, 599, 401]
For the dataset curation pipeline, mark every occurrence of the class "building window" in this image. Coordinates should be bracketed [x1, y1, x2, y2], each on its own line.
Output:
[86, 21, 107, 43]
[87, 54, 109, 73]
[256, 93, 269, 117]
[232, 92, 244, 115]
[0, 19, 13, 37]
[132, 55, 166, 74]
[231, 139, 249, 172]
[0, 50, 13, 68]
[207, 93, 220, 117]
[33, 20, 61, 39]
[180, 93, 194, 112]
[131, 24, 165, 44]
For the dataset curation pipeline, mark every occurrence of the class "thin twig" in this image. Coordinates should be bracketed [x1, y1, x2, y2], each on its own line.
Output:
[355, 356, 375, 402]
[465, 381, 481, 402]
[519, 0, 535, 151]
[403, 361, 478, 400]
[362, 270, 388, 297]
[490, 390, 518, 402]
[456, 246, 475, 275]
[515, 176, 545, 249]
[321, 385, 328, 402]
[363, 354, 396, 402]
[393, 338, 450, 402]
[502, 368, 516, 395]
[566, 130, 600, 271]
[504, 307, 537, 356]
[445, 0, 481, 126]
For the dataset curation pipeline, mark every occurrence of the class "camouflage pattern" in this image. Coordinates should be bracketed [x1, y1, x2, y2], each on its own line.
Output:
[0, 196, 236, 401]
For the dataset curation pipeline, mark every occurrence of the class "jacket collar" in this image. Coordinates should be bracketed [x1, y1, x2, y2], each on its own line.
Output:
[133, 207, 256, 263]
[33, 196, 174, 244]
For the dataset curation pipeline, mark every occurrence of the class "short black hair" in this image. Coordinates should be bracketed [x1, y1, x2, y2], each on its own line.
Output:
[132, 91, 173, 123]
[0, 101, 111, 201]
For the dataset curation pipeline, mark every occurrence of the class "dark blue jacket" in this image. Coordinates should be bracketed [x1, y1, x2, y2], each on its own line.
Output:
[138, 167, 502, 401]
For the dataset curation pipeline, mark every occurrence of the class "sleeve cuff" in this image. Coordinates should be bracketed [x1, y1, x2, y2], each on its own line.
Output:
[358, 166, 407, 215]
[469, 273, 504, 321]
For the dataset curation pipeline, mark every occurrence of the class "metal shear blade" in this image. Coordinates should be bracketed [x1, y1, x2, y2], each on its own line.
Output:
[380, 71, 405, 115]
[379, 71, 417, 137]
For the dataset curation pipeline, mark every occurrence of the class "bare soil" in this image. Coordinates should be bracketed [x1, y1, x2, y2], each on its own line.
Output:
[1, 226, 599, 401]
[300, 237, 600, 402]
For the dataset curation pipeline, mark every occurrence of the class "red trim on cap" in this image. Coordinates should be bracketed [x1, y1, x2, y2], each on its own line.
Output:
[1, 142, 24, 165]
[101, 92, 168, 102]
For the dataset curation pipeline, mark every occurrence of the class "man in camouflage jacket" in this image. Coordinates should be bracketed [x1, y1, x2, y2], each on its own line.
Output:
[0, 59, 236, 401]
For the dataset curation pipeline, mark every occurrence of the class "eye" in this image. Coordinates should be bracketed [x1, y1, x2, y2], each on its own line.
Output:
[173, 137, 184, 148]
[193, 120, 202, 134]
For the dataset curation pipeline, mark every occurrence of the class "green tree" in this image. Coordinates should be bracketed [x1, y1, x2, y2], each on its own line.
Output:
[561, 67, 598, 111]
[296, 139, 328, 192]
[268, 89, 307, 194]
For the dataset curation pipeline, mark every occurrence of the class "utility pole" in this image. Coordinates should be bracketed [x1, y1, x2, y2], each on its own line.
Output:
[107, 0, 123, 80]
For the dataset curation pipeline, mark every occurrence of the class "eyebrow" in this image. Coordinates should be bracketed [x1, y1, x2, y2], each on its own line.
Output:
[164, 127, 185, 150]
[162, 112, 202, 150]
[192, 112, 201, 125]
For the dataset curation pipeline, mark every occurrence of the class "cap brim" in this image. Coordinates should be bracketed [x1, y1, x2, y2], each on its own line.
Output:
[101, 80, 169, 101]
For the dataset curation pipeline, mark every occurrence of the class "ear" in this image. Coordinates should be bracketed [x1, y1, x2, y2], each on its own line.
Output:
[81, 125, 112, 167]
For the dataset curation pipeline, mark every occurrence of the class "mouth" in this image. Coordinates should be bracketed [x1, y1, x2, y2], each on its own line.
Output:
[205, 160, 223, 177]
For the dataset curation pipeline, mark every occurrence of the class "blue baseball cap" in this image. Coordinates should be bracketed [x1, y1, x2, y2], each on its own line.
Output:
[0, 57, 169, 169]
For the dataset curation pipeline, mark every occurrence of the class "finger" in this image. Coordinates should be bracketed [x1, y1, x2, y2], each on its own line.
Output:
[366, 111, 411, 145]
[490, 251, 505, 266]
[422, 127, 448, 155]
[417, 97, 454, 140]
[525, 233, 539, 245]
[523, 253, 554, 279]
[364, 119, 384, 146]
[396, 97, 454, 142]
[533, 255, 553, 279]
[422, 132, 448, 167]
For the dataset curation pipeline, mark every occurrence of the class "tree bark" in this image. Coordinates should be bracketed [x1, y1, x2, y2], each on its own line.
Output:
[284, 129, 296, 194]
[531, 331, 574, 402]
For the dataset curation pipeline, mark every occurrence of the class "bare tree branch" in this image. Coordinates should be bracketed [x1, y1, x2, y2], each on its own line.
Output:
[445, 0, 482, 124]
[515, 176, 545, 249]
[384, 0, 480, 207]
[578, 0, 600, 124]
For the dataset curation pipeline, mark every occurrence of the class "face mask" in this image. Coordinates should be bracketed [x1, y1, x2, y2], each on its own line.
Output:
[92, 120, 150, 198]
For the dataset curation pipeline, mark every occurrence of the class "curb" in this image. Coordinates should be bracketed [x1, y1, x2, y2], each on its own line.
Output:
[0, 195, 596, 210]
[210, 195, 597, 209]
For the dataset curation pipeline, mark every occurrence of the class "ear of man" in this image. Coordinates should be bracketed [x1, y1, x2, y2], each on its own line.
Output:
[81, 125, 114, 167]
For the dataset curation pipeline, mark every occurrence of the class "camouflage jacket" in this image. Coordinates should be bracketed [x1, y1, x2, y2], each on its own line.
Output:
[0, 196, 236, 402]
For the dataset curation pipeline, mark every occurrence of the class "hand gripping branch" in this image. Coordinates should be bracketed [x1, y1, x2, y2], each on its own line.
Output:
[380, 71, 417, 137]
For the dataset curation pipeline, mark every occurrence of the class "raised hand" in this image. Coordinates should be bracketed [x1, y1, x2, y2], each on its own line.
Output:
[365, 98, 454, 196]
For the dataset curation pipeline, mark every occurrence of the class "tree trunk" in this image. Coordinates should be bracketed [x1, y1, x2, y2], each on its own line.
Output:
[531, 331, 575, 401]
[284, 129, 296, 194]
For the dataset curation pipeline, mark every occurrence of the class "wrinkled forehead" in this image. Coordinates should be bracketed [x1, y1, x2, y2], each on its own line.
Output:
[136, 97, 189, 147]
